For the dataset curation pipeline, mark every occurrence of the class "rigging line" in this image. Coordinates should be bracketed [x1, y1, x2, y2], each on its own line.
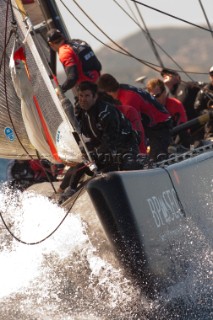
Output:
[0, 29, 14, 73]
[70, 0, 159, 71]
[59, 0, 160, 72]
[0, 0, 18, 64]
[2, 0, 26, 17]
[0, 179, 89, 245]
[130, 0, 213, 34]
[133, 2, 164, 68]
[114, 0, 196, 81]
[124, 0, 140, 23]
[198, 0, 213, 39]
[35, 150, 57, 194]
[124, 0, 164, 68]
[60, 0, 208, 76]
[9, 0, 16, 22]
[65, 177, 92, 213]
[62, 0, 159, 70]
[3, 0, 10, 75]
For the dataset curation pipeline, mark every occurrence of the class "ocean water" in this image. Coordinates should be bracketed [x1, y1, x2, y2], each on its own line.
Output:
[0, 159, 10, 183]
[0, 180, 212, 319]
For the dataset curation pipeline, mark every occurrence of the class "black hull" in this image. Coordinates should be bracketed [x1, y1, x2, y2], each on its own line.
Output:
[87, 150, 213, 297]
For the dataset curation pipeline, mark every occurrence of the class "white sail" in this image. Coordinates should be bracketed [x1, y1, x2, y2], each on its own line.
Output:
[0, 0, 82, 163]
[9, 39, 56, 162]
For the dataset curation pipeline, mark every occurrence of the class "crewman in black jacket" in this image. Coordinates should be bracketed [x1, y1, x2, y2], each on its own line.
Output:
[56, 81, 144, 203]
[194, 66, 213, 115]
[75, 81, 141, 171]
[161, 68, 205, 142]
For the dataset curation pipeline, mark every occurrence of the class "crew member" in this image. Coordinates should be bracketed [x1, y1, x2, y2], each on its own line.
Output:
[56, 81, 143, 203]
[98, 73, 172, 161]
[46, 28, 101, 95]
[75, 81, 141, 171]
[146, 78, 191, 148]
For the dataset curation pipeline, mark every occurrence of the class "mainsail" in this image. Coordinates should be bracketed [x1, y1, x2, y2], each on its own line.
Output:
[0, 0, 82, 163]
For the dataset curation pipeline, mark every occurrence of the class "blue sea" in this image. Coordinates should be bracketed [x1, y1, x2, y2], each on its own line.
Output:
[0, 158, 9, 182]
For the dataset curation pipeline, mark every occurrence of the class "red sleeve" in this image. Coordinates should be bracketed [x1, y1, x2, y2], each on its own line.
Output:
[59, 44, 78, 68]
[174, 99, 188, 123]
[125, 107, 142, 132]
[166, 98, 187, 125]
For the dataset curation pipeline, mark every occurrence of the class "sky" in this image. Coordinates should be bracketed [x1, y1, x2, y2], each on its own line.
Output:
[56, 0, 213, 51]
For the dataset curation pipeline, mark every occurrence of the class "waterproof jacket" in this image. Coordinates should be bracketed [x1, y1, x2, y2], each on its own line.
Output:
[58, 43, 100, 92]
[76, 99, 139, 156]
[194, 83, 213, 114]
[165, 96, 187, 126]
[116, 84, 171, 128]
[171, 81, 204, 120]
[116, 104, 147, 154]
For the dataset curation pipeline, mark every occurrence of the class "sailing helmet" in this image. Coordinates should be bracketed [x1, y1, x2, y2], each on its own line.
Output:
[46, 28, 64, 43]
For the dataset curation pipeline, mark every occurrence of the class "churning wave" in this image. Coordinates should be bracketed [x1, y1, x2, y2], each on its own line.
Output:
[0, 184, 212, 319]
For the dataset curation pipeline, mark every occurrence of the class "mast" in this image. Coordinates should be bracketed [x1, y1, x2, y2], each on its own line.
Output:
[38, 0, 70, 38]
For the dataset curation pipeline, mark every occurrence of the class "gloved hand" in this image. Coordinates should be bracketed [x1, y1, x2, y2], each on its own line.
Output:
[55, 87, 60, 96]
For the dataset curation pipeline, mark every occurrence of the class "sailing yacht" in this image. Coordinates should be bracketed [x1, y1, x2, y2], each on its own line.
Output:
[0, 0, 213, 302]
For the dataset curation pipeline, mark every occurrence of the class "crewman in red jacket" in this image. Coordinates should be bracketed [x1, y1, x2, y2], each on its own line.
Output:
[115, 104, 147, 154]
[98, 74, 172, 161]
[146, 78, 187, 125]
[146, 78, 191, 148]
[46, 28, 101, 95]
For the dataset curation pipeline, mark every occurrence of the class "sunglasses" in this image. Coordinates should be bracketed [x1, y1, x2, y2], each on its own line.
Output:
[209, 72, 213, 77]
[152, 87, 165, 98]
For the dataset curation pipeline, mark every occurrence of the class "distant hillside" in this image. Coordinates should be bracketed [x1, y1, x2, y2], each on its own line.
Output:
[96, 26, 213, 86]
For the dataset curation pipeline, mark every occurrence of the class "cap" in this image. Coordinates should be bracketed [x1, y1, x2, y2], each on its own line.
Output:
[46, 29, 63, 43]
[160, 68, 179, 77]
[209, 66, 213, 74]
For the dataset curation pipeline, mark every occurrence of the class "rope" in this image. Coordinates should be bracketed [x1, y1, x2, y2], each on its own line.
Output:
[198, 0, 213, 39]
[115, 0, 196, 81]
[2, 30, 58, 193]
[133, 1, 164, 68]
[59, 0, 161, 72]
[130, 0, 213, 34]
[5, 2, 97, 195]
[35, 150, 57, 194]
[3, 139, 211, 246]
[1, 2, 60, 200]
[62, 0, 210, 77]
[0, 177, 93, 245]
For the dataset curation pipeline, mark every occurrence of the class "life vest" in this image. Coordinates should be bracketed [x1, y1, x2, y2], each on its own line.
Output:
[67, 39, 102, 73]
